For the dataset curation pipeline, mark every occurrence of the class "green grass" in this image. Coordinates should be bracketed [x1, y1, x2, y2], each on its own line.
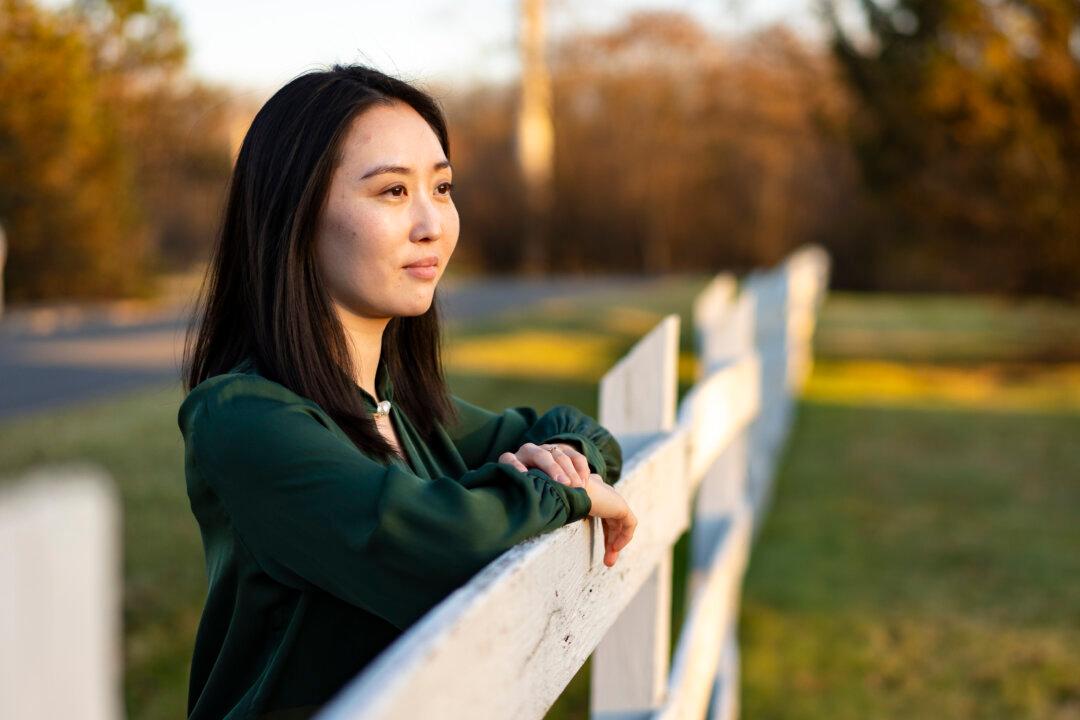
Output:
[815, 291, 1080, 364]
[2, 283, 1078, 719]
[740, 291, 1080, 720]
[741, 402, 1080, 719]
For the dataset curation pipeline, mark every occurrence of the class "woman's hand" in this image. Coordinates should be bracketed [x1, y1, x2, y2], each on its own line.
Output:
[583, 474, 637, 567]
[499, 442, 591, 487]
[499, 442, 637, 566]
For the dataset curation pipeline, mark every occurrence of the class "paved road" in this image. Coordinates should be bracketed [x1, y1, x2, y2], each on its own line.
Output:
[0, 276, 658, 420]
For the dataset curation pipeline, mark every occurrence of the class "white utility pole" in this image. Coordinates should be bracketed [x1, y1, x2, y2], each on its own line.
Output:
[516, 0, 554, 274]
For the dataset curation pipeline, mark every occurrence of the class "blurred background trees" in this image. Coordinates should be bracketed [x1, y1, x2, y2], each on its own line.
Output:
[823, 0, 1080, 296]
[446, 12, 856, 278]
[1, 0, 1077, 301]
[0, 0, 234, 301]
[446, 2, 1078, 298]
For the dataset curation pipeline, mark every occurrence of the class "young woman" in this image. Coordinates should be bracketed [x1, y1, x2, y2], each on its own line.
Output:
[178, 65, 636, 720]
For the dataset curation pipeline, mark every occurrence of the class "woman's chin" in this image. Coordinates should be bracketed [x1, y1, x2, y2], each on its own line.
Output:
[399, 296, 434, 317]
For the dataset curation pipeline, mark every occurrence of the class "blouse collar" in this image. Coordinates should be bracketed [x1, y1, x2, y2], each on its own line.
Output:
[229, 355, 393, 412]
[357, 354, 394, 411]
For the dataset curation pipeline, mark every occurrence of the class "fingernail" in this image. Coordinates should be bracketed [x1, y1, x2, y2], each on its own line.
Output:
[557, 474, 568, 484]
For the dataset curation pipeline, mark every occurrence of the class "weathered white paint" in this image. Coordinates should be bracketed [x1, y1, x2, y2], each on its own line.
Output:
[592, 315, 681, 719]
[709, 632, 741, 720]
[686, 258, 761, 720]
[0, 466, 122, 720]
[677, 355, 760, 486]
[691, 274, 736, 370]
[655, 501, 751, 720]
[597, 314, 680, 450]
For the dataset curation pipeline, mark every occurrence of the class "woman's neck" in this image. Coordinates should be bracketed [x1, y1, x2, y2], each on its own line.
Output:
[334, 305, 391, 401]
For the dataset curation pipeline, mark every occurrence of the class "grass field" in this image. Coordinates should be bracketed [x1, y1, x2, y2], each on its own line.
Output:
[1, 284, 1077, 719]
[740, 293, 1080, 720]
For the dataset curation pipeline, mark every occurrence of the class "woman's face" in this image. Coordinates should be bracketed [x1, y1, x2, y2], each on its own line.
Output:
[314, 100, 459, 321]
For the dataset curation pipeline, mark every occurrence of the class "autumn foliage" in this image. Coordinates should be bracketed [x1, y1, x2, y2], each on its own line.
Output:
[2, 2, 1078, 301]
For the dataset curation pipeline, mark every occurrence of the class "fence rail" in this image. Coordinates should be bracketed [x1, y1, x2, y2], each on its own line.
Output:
[320, 244, 830, 720]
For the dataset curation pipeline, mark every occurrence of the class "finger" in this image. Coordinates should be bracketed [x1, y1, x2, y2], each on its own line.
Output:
[526, 445, 571, 484]
[566, 451, 591, 486]
[615, 515, 637, 551]
[499, 451, 530, 474]
[551, 452, 580, 487]
[601, 521, 621, 566]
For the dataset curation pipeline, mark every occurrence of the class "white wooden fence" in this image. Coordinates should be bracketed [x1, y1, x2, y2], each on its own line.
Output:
[0, 465, 123, 720]
[0, 244, 828, 719]
[319, 244, 830, 720]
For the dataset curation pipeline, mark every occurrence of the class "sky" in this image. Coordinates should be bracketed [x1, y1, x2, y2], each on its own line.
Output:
[161, 0, 833, 96]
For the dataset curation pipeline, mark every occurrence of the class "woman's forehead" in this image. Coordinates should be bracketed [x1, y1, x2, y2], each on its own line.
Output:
[341, 102, 446, 169]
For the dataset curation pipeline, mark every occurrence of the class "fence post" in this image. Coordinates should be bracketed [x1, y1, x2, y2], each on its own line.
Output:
[740, 268, 784, 530]
[687, 279, 756, 720]
[0, 466, 122, 720]
[590, 315, 680, 719]
[783, 246, 831, 396]
[690, 277, 755, 582]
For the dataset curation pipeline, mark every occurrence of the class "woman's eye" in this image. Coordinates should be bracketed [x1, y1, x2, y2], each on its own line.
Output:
[386, 185, 406, 198]
[438, 182, 454, 195]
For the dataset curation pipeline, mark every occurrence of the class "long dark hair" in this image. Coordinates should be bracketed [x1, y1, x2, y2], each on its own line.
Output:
[182, 64, 458, 463]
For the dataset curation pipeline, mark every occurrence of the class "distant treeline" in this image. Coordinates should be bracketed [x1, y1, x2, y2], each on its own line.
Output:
[0, 0, 238, 300]
[1, 1, 1077, 301]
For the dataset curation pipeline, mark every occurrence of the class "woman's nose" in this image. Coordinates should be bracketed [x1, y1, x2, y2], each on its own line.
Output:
[409, 193, 442, 243]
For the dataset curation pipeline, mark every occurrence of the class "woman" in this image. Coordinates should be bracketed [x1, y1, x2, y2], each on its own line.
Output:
[179, 64, 636, 720]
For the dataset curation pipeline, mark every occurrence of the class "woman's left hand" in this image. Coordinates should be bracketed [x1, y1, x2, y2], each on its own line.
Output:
[498, 442, 592, 487]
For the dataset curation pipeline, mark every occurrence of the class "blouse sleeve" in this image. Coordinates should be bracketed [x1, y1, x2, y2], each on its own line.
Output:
[447, 395, 623, 486]
[182, 375, 593, 631]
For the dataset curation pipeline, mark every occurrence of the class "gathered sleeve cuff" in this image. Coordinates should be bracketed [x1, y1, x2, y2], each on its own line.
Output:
[448, 396, 623, 486]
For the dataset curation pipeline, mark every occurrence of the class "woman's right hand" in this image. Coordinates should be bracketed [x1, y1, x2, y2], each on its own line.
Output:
[581, 473, 637, 567]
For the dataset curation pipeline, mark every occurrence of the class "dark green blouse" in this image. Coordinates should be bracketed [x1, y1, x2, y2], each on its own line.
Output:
[178, 356, 622, 719]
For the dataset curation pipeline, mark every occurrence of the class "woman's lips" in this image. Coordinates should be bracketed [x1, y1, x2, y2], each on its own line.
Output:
[404, 255, 439, 281]
[404, 264, 438, 280]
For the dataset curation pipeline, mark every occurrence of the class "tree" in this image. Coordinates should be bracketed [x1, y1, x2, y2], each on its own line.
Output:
[0, 0, 144, 299]
[823, 0, 1080, 297]
[0, 0, 233, 300]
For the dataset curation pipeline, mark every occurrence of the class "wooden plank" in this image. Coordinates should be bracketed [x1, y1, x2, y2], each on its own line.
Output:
[654, 501, 752, 720]
[592, 315, 680, 719]
[696, 288, 753, 377]
[677, 355, 760, 487]
[691, 274, 737, 372]
[709, 632, 741, 720]
[0, 466, 121, 720]
[596, 314, 680, 449]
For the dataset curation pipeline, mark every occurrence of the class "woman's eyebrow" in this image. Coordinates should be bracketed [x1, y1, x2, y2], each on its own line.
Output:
[360, 160, 452, 180]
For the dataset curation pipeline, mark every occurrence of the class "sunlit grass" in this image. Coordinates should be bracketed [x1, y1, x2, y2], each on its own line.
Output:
[446, 329, 699, 385]
[804, 359, 1080, 413]
[815, 291, 1080, 363]
[445, 330, 622, 379]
